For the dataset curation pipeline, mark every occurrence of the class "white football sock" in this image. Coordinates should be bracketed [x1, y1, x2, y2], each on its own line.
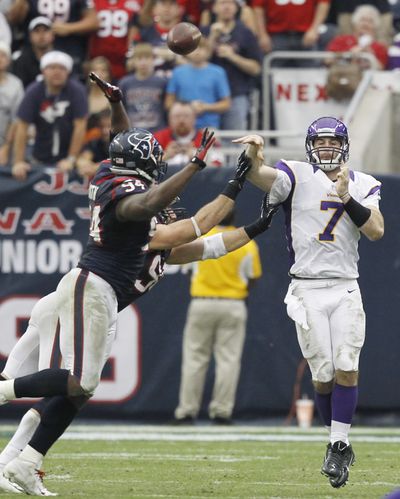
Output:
[330, 420, 351, 445]
[19, 445, 44, 467]
[0, 409, 41, 469]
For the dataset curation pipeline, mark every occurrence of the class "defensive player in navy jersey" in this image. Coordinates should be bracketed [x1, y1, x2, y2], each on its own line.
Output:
[0, 193, 277, 496]
[0, 74, 278, 495]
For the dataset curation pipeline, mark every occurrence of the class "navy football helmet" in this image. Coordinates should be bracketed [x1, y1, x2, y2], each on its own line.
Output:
[305, 117, 350, 171]
[109, 128, 167, 182]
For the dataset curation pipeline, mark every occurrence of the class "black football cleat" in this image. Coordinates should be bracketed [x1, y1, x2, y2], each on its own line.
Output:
[321, 441, 355, 488]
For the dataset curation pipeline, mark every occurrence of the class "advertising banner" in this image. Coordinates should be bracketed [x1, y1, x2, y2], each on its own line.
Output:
[0, 167, 398, 421]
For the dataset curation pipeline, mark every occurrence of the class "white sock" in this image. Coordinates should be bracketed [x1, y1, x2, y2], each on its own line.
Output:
[0, 380, 16, 400]
[19, 445, 44, 468]
[330, 420, 351, 445]
[0, 409, 41, 469]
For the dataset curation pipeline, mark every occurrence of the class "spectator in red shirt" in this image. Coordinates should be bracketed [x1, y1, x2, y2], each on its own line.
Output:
[251, 0, 331, 54]
[89, 0, 143, 80]
[327, 4, 388, 69]
[154, 101, 223, 167]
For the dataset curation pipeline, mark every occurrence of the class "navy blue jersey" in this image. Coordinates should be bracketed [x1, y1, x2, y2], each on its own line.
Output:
[78, 160, 153, 306]
[118, 247, 170, 312]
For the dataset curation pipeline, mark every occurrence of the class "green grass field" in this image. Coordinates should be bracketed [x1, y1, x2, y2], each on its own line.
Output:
[0, 424, 399, 498]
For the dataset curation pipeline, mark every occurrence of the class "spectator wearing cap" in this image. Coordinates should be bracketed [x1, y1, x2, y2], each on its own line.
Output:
[5, 0, 99, 77]
[12, 50, 88, 180]
[11, 16, 54, 88]
[0, 41, 24, 166]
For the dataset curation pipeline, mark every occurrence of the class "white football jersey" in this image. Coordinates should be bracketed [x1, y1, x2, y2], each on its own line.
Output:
[269, 160, 381, 278]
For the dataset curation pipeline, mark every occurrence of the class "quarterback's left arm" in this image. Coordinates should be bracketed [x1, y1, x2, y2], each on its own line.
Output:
[359, 207, 384, 241]
[336, 166, 384, 241]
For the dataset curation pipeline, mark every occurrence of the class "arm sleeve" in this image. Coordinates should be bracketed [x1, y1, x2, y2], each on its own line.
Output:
[17, 86, 38, 123]
[269, 161, 294, 204]
[359, 174, 381, 209]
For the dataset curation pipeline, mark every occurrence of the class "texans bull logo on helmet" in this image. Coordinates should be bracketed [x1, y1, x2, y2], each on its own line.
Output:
[109, 128, 167, 182]
[127, 131, 154, 160]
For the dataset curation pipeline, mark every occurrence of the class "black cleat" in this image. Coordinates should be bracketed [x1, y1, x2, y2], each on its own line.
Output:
[321, 441, 355, 488]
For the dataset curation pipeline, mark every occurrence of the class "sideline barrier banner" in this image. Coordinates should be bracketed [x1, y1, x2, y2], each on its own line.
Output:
[0, 167, 399, 420]
[271, 68, 348, 147]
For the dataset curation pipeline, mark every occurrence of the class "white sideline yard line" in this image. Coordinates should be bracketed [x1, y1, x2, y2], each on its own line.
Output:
[58, 431, 400, 443]
[58, 425, 400, 443]
[3, 423, 400, 436]
[2, 424, 400, 442]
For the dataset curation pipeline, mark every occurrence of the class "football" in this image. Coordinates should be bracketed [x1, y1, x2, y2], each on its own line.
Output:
[167, 22, 202, 56]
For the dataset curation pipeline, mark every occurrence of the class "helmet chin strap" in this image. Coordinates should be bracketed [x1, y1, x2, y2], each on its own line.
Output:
[110, 166, 154, 182]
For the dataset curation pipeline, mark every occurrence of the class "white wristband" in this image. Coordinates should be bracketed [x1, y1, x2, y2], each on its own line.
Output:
[202, 232, 227, 260]
[191, 217, 202, 237]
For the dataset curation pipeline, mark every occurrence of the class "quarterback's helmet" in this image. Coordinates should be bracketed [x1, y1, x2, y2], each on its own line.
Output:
[305, 117, 349, 171]
[109, 128, 167, 182]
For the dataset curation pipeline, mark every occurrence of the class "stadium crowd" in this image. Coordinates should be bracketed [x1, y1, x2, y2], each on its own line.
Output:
[1, 0, 400, 179]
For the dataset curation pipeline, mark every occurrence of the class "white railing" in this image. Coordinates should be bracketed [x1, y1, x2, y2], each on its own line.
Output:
[212, 51, 377, 166]
[262, 50, 377, 130]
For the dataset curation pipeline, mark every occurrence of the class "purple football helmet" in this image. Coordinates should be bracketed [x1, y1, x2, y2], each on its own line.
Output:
[305, 117, 350, 171]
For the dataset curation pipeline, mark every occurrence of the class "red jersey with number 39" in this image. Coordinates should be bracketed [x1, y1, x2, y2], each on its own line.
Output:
[89, 0, 142, 79]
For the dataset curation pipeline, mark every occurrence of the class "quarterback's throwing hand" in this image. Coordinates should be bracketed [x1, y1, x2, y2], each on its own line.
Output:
[89, 72, 122, 103]
[232, 134, 264, 168]
[232, 134, 264, 147]
[191, 128, 216, 169]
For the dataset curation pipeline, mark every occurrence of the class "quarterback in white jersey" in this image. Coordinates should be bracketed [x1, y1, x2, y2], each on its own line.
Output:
[234, 116, 384, 489]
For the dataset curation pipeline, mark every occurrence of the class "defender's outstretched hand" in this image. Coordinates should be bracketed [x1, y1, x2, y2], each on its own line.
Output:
[191, 128, 216, 169]
[259, 193, 279, 230]
[244, 193, 279, 239]
[89, 72, 123, 103]
[221, 150, 252, 200]
[234, 151, 252, 188]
